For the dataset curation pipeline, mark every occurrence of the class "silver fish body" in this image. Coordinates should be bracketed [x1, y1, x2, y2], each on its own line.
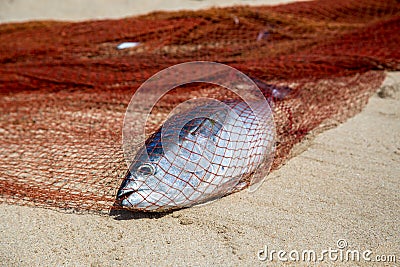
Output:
[117, 100, 274, 211]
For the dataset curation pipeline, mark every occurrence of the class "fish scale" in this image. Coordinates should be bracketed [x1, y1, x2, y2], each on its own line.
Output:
[117, 100, 275, 211]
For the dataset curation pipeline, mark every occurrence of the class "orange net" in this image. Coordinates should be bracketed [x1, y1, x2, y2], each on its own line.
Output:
[0, 0, 399, 213]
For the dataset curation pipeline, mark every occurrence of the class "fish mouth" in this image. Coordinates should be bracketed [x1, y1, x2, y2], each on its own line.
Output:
[116, 172, 142, 202]
[117, 187, 149, 200]
[116, 188, 137, 201]
[116, 187, 151, 208]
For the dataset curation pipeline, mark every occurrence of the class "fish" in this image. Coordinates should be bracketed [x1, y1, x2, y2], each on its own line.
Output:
[116, 99, 275, 212]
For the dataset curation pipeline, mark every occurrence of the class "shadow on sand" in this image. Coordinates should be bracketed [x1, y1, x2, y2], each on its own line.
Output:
[109, 203, 172, 220]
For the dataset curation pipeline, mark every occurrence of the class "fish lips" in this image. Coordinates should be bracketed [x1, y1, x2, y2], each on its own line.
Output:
[116, 175, 140, 201]
[116, 187, 151, 207]
[117, 170, 137, 197]
[116, 178, 152, 207]
[116, 187, 136, 201]
[116, 182, 148, 200]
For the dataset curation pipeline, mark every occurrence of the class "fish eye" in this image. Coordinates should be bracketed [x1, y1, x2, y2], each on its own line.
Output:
[137, 164, 155, 176]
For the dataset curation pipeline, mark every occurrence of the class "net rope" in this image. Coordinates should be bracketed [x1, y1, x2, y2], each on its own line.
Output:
[0, 0, 399, 213]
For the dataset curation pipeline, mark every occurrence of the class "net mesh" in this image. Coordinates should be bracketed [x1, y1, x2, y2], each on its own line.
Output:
[0, 0, 398, 213]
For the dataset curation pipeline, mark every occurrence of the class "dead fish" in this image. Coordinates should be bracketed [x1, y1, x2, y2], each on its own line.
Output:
[116, 100, 275, 211]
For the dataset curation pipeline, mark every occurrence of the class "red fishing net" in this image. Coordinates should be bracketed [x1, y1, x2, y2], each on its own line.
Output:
[0, 0, 399, 213]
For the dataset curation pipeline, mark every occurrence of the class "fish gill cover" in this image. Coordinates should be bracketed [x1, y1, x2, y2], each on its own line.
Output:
[0, 0, 399, 214]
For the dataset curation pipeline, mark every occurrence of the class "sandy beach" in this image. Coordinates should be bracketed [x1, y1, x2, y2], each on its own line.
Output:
[1, 1, 399, 266]
[0, 0, 306, 23]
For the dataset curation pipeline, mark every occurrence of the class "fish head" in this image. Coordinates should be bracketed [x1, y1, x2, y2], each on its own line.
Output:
[117, 115, 228, 211]
[116, 130, 210, 211]
[116, 132, 171, 210]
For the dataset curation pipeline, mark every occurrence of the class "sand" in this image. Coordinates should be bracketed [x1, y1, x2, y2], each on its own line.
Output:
[0, 0, 306, 23]
[1, 1, 399, 266]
